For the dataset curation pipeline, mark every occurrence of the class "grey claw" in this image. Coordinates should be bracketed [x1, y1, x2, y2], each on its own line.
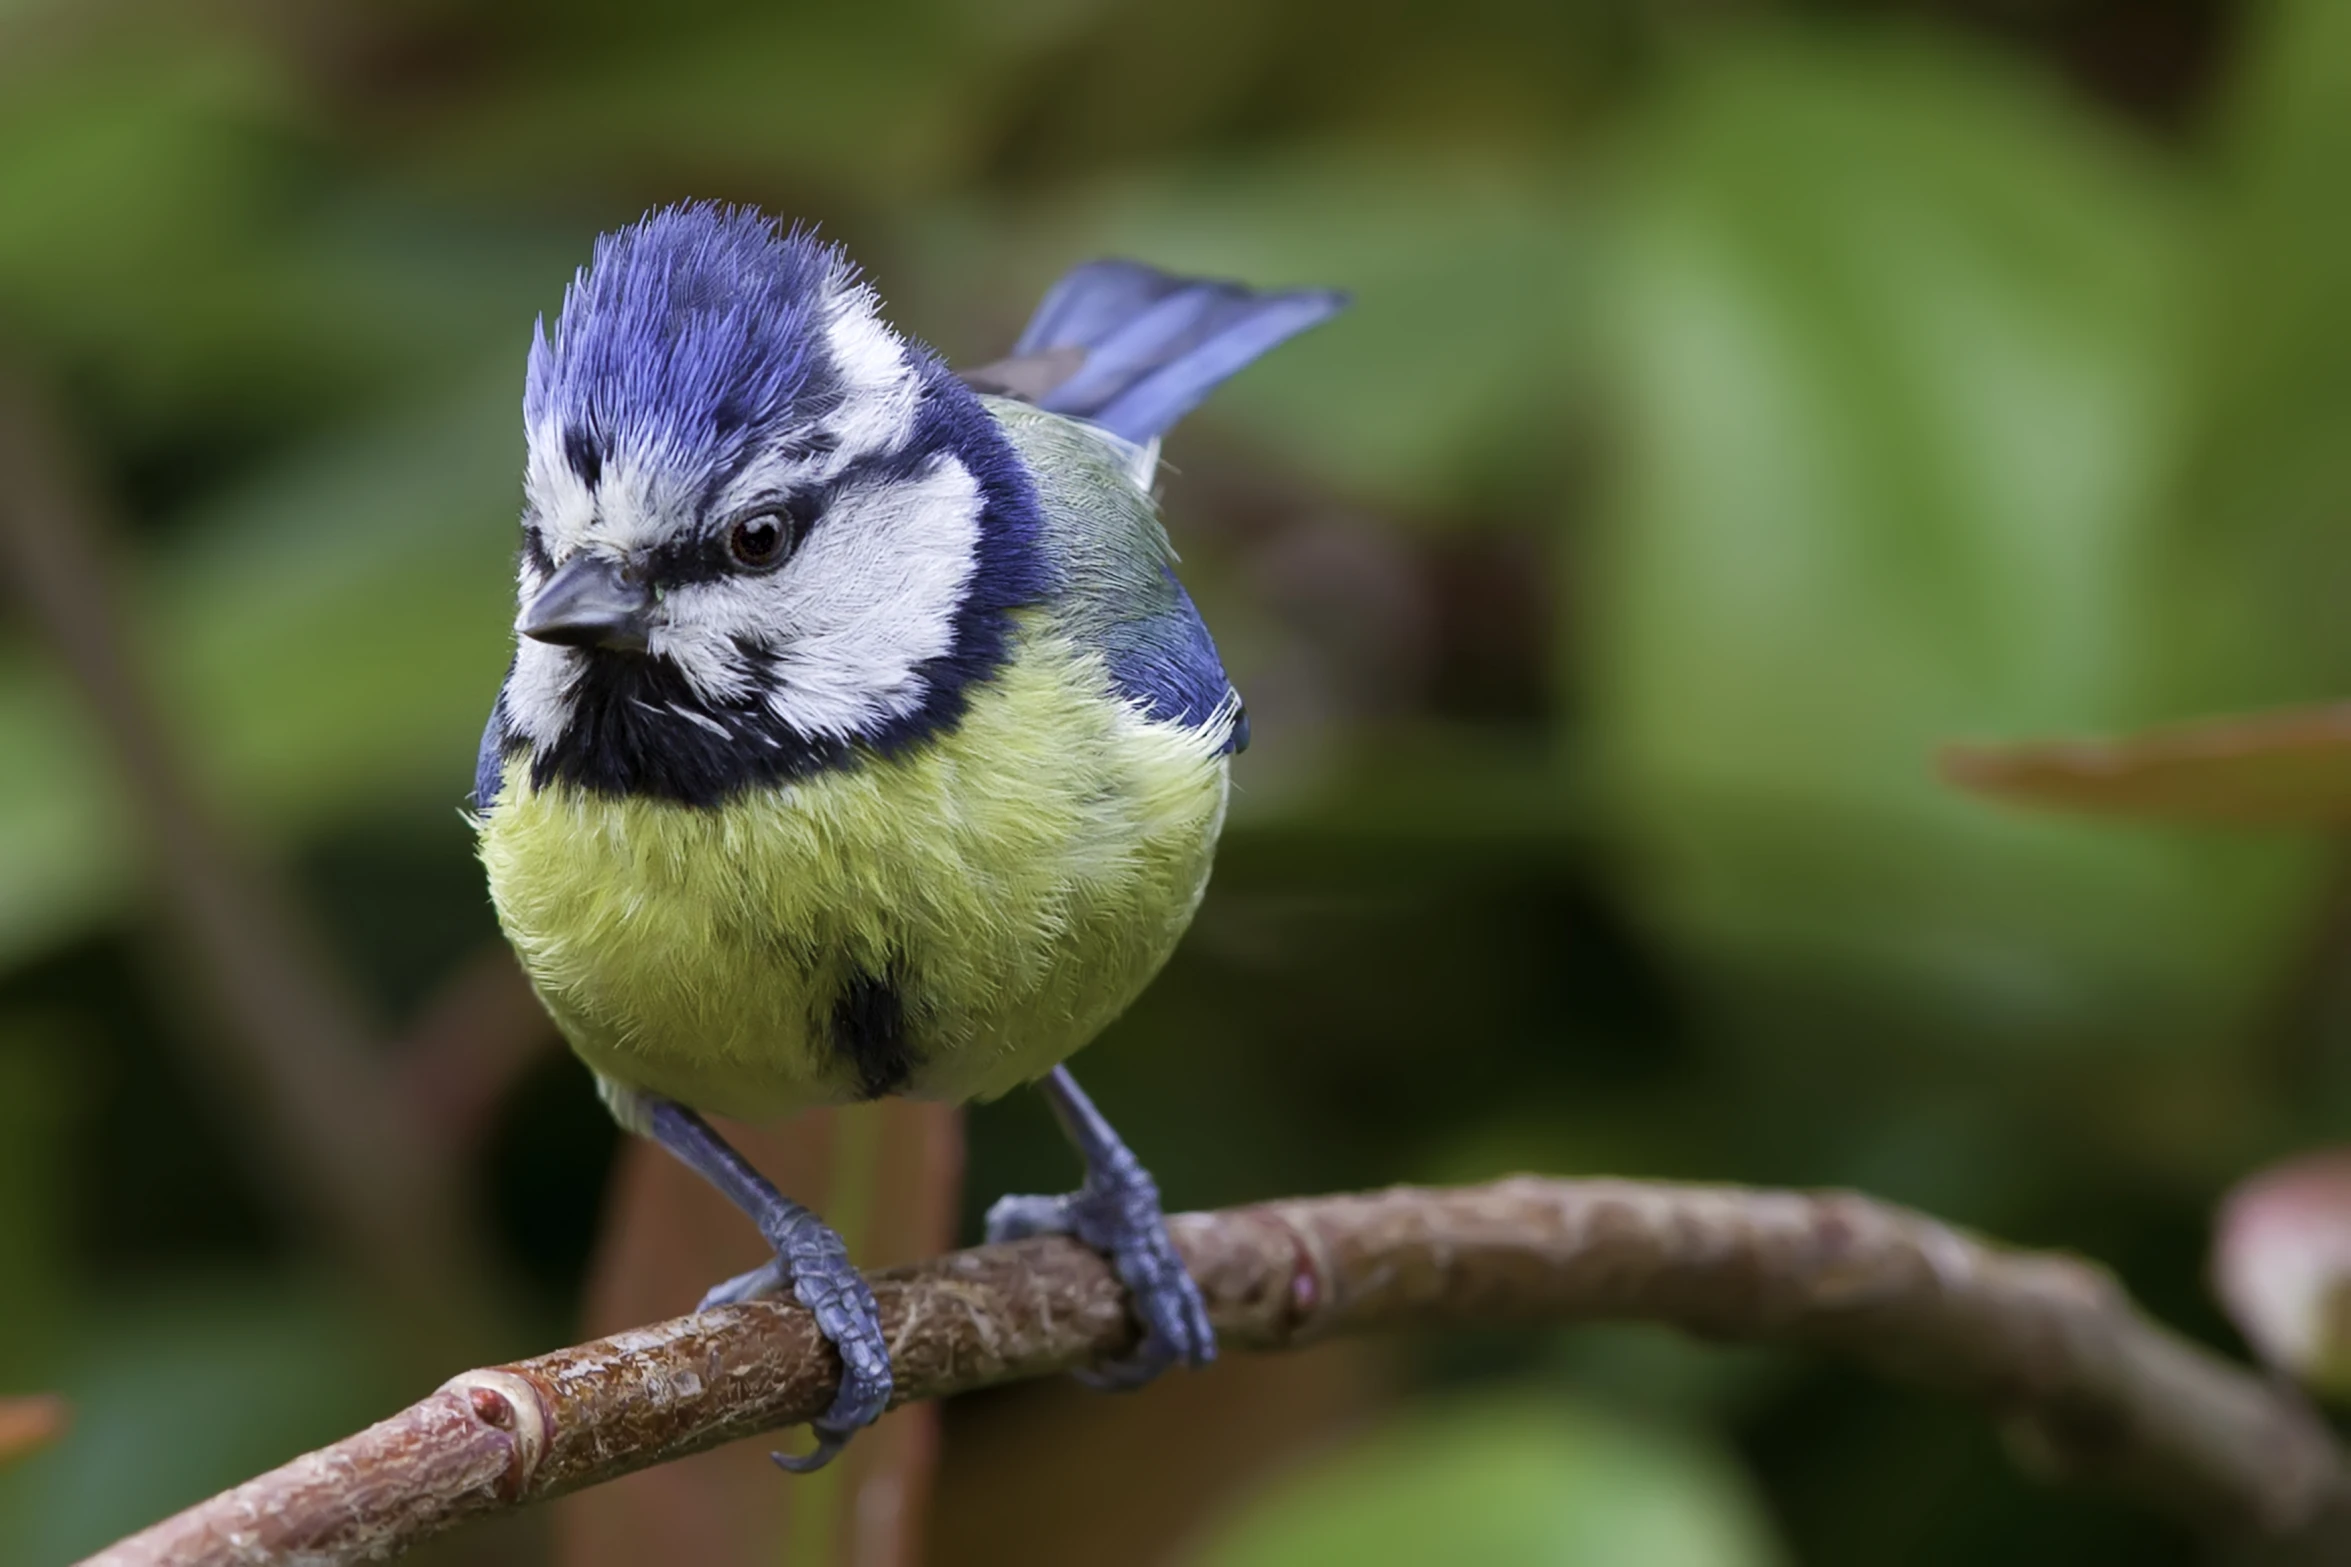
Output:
[771, 1429, 851, 1475]
[699, 1258, 789, 1311]
[766, 1225, 893, 1445]
[984, 1192, 1073, 1244]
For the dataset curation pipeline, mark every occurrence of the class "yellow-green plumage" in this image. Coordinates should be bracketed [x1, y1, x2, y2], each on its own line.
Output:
[478, 404, 1232, 1122]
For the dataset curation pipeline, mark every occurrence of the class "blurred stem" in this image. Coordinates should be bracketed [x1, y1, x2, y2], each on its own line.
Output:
[783, 1106, 883, 1567]
[0, 368, 509, 1358]
[392, 946, 560, 1163]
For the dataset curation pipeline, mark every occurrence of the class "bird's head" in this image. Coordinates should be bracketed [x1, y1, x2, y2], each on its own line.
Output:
[499, 203, 1051, 805]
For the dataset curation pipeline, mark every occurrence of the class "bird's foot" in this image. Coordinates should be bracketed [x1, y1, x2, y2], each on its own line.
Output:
[699, 1209, 893, 1472]
[639, 1097, 891, 1474]
[985, 1157, 1214, 1389]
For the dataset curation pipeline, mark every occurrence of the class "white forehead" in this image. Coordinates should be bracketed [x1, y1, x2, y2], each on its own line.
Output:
[520, 269, 923, 561]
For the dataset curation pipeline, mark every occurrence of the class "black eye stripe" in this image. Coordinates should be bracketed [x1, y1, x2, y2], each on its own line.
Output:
[639, 436, 934, 590]
[638, 496, 817, 585]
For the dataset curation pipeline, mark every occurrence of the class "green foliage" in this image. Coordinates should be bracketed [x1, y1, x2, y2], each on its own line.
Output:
[1584, 34, 2324, 1056]
[2163, 0, 2351, 706]
[1189, 1395, 1784, 1567]
[0, 1283, 407, 1565]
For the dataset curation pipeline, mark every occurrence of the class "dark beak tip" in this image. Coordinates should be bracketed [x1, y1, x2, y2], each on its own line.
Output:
[520, 554, 655, 652]
[521, 618, 630, 650]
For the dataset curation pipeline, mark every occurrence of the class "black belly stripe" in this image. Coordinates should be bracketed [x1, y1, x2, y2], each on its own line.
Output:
[832, 966, 914, 1100]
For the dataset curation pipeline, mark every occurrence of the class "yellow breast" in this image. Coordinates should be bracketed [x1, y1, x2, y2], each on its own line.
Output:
[476, 625, 1230, 1122]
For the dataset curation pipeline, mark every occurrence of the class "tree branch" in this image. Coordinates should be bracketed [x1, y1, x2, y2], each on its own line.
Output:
[77, 1178, 2351, 1566]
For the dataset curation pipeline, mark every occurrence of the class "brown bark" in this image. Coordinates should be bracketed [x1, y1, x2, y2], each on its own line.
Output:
[78, 1178, 2351, 1566]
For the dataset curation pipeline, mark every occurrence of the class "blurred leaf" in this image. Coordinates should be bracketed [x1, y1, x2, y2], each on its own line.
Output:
[0, 1024, 78, 1352]
[1186, 1395, 1784, 1567]
[1585, 36, 2324, 1052]
[2212, 1148, 2351, 1396]
[2158, 0, 2351, 711]
[407, 0, 1111, 207]
[0, 1397, 66, 1470]
[0, 1281, 407, 1564]
[1942, 704, 2351, 825]
[0, 41, 568, 444]
[0, 362, 522, 966]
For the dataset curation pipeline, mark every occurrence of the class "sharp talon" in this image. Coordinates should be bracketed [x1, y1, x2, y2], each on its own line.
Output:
[1075, 1345, 1175, 1391]
[771, 1432, 849, 1475]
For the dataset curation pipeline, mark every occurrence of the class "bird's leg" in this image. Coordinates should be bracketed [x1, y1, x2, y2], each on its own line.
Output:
[641, 1097, 892, 1472]
[984, 1066, 1215, 1387]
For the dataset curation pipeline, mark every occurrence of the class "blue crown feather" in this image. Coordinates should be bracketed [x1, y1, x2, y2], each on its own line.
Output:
[525, 204, 849, 475]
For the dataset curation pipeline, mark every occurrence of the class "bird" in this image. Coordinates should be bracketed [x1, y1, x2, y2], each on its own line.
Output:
[470, 202, 1344, 1470]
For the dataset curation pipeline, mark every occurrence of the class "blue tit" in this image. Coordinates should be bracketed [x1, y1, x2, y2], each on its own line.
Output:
[471, 203, 1343, 1469]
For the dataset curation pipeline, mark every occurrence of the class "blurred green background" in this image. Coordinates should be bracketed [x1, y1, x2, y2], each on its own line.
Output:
[4, 0, 2350, 1561]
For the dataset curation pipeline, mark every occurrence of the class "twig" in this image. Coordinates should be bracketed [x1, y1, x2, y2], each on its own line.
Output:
[78, 1177, 2351, 1566]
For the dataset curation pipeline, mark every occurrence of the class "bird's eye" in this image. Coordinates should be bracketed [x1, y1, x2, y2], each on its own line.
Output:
[727, 509, 799, 571]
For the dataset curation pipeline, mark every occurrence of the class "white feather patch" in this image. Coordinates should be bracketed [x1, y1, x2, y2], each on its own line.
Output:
[503, 634, 578, 747]
[1124, 435, 1163, 493]
[766, 453, 983, 737]
[813, 274, 919, 472]
[643, 452, 985, 739]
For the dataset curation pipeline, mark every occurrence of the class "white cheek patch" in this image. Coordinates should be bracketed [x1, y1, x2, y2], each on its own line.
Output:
[764, 455, 984, 738]
[498, 542, 576, 748]
[502, 636, 579, 747]
[504, 455, 985, 755]
[643, 576, 767, 708]
[643, 454, 983, 741]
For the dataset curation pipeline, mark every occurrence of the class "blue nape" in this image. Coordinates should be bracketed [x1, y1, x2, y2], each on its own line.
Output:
[1016, 260, 1347, 446]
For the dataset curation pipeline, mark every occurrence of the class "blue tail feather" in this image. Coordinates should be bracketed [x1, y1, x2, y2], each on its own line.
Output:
[1013, 260, 1345, 444]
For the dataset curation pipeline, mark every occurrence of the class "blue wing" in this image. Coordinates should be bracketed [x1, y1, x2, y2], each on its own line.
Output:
[991, 261, 1341, 754]
[1014, 261, 1346, 445]
[471, 671, 513, 811]
[1100, 567, 1248, 753]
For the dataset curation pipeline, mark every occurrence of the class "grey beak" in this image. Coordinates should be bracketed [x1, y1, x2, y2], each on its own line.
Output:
[519, 554, 654, 651]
